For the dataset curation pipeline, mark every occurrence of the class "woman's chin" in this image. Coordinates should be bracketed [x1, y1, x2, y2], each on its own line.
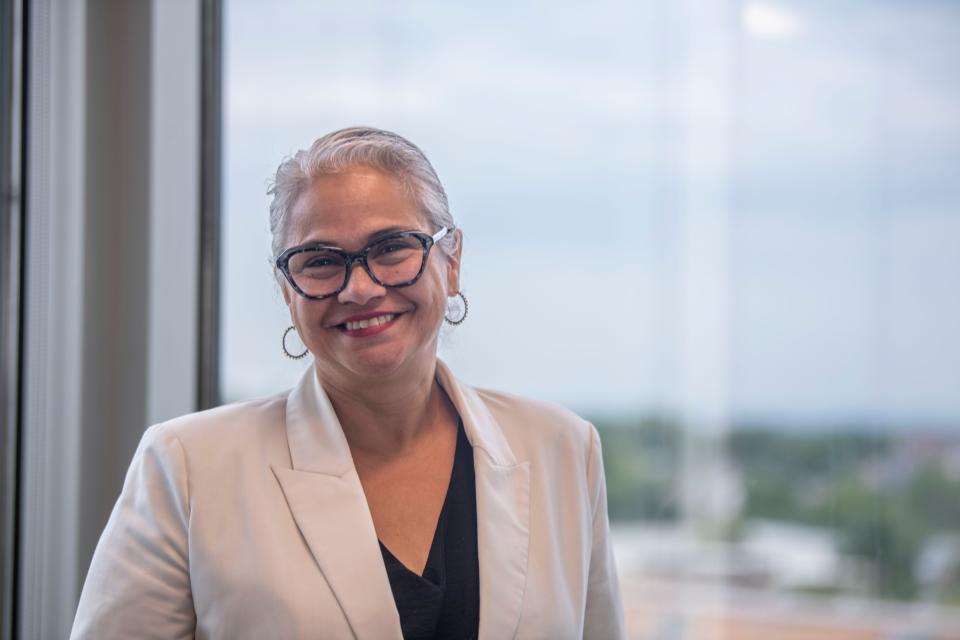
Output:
[338, 346, 413, 380]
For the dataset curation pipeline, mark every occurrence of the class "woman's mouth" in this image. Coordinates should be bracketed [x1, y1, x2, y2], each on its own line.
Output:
[337, 312, 402, 337]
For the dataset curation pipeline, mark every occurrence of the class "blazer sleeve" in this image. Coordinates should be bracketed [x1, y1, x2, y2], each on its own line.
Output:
[70, 424, 196, 640]
[583, 424, 626, 639]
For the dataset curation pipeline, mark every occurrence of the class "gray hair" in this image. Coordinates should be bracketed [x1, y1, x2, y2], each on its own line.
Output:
[267, 126, 456, 260]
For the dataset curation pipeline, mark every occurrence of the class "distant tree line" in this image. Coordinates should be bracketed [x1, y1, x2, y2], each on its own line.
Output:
[593, 418, 960, 603]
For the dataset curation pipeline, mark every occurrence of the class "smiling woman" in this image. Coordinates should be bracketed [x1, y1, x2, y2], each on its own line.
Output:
[70, 127, 625, 640]
[276, 166, 458, 382]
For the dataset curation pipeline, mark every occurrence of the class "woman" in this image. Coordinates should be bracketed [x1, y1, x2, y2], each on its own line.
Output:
[71, 127, 625, 639]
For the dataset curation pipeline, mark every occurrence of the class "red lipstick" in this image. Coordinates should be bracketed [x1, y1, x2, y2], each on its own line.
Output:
[337, 312, 403, 338]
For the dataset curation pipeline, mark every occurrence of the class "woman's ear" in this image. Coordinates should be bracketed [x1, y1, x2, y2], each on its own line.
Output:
[445, 229, 463, 293]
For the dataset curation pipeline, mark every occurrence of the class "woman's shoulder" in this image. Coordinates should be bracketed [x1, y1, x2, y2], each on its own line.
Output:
[472, 385, 588, 427]
[465, 383, 597, 462]
[145, 390, 290, 454]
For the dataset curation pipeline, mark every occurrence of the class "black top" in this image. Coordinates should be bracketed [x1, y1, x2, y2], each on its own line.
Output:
[379, 420, 480, 640]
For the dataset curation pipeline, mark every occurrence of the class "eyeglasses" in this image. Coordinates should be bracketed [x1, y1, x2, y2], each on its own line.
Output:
[275, 227, 450, 300]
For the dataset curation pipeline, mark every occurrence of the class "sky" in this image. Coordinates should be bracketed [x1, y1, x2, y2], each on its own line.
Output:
[220, 0, 960, 428]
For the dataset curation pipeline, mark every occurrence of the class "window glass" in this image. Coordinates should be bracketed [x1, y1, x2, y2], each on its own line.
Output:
[222, 1, 960, 635]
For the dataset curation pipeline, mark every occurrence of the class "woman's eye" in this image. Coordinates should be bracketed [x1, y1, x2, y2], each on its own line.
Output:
[299, 253, 344, 273]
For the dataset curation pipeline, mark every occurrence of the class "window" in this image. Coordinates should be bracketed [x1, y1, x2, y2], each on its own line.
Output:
[221, 1, 960, 636]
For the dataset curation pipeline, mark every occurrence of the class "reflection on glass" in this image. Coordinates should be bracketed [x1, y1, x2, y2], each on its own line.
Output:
[223, 0, 960, 636]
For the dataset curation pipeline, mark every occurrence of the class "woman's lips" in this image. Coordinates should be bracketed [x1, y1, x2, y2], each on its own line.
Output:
[337, 312, 402, 337]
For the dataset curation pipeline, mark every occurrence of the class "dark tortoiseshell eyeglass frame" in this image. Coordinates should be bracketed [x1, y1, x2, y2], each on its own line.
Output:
[275, 226, 450, 300]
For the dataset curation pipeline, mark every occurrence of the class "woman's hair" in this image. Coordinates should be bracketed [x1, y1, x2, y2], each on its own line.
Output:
[267, 126, 456, 259]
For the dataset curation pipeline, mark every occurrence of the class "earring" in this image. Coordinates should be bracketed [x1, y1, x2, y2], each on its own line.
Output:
[282, 325, 309, 359]
[444, 291, 469, 325]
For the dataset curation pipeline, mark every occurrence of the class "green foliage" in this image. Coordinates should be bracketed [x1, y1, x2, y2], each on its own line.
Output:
[728, 428, 960, 601]
[592, 417, 681, 522]
[593, 416, 960, 602]
[817, 476, 924, 599]
[906, 463, 960, 531]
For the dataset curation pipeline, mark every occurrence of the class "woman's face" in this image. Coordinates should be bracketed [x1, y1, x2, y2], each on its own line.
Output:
[280, 167, 461, 384]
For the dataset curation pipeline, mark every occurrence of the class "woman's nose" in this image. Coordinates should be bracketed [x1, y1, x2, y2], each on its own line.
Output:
[337, 260, 386, 305]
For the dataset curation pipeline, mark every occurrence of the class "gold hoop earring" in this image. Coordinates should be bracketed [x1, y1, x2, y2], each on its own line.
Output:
[282, 325, 309, 359]
[444, 291, 468, 325]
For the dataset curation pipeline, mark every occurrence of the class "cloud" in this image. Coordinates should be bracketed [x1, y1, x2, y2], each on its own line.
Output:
[221, 0, 960, 425]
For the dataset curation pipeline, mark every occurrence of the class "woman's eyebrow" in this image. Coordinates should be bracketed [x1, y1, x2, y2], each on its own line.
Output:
[366, 226, 411, 242]
[299, 226, 413, 249]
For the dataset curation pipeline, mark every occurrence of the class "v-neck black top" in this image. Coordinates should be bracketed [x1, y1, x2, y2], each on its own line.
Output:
[378, 420, 480, 640]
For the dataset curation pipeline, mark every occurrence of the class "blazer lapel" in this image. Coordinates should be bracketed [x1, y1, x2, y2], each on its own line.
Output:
[473, 456, 531, 639]
[274, 367, 402, 640]
[274, 361, 532, 640]
[436, 361, 532, 640]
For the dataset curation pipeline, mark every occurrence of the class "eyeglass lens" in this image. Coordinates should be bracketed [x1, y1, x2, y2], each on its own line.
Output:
[286, 235, 425, 297]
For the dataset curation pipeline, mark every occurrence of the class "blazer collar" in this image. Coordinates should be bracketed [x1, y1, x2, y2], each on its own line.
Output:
[435, 359, 532, 638]
[277, 361, 531, 640]
[433, 359, 516, 466]
[284, 360, 517, 472]
[275, 365, 401, 639]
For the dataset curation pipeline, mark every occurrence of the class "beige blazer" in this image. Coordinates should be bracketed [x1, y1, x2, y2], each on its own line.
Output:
[71, 360, 625, 639]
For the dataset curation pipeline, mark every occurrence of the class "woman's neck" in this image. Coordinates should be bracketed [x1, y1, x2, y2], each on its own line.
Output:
[317, 359, 454, 459]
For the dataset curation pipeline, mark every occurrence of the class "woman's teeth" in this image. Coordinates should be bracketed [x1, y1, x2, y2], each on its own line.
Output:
[344, 313, 396, 331]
